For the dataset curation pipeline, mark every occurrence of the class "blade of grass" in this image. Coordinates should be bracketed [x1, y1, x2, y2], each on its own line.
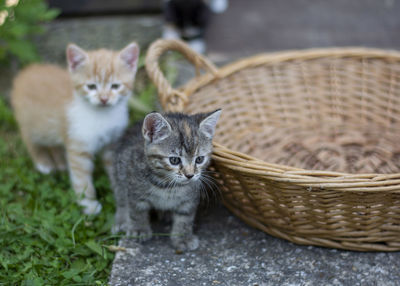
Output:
[71, 216, 84, 248]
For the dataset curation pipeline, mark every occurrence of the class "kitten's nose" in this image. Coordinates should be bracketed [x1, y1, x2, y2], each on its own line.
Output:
[100, 98, 108, 104]
[185, 174, 194, 179]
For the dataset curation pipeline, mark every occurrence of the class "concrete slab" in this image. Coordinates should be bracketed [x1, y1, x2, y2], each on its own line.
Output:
[109, 205, 400, 286]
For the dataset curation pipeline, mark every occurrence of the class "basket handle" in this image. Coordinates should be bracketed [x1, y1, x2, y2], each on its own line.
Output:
[145, 39, 219, 110]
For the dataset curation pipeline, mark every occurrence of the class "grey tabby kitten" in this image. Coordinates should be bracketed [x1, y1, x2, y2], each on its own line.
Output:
[111, 109, 221, 251]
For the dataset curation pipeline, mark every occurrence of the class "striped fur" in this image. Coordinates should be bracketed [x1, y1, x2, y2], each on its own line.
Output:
[111, 110, 221, 251]
[11, 43, 139, 214]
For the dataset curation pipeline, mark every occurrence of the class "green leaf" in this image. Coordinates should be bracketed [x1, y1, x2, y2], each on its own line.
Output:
[62, 269, 80, 279]
[85, 240, 104, 257]
[22, 277, 44, 286]
[7, 22, 30, 38]
[40, 8, 59, 21]
[0, 254, 9, 271]
[71, 259, 87, 273]
[7, 39, 38, 63]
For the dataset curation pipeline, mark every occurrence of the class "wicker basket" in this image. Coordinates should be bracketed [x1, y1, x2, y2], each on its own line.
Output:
[146, 39, 400, 251]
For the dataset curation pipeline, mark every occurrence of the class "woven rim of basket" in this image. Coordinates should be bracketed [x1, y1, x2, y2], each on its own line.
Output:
[187, 48, 400, 190]
[146, 40, 400, 191]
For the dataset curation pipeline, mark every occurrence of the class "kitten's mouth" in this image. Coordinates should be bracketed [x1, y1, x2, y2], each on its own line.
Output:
[180, 177, 198, 184]
[171, 178, 193, 186]
[98, 102, 111, 107]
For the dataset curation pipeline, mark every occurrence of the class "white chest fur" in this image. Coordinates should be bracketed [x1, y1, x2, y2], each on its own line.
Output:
[66, 95, 129, 153]
[149, 185, 194, 211]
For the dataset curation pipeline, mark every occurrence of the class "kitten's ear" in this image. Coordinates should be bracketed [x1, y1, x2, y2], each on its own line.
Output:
[142, 112, 172, 143]
[119, 42, 140, 73]
[199, 109, 222, 139]
[66, 44, 88, 72]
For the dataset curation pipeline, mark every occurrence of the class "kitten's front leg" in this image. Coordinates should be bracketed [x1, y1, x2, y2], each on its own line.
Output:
[171, 206, 199, 251]
[127, 200, 153, 242]
[66, 143, 101, 215]
[112, 184, 131, 234]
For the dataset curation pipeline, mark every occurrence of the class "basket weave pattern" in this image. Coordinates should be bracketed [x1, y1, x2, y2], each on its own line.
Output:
[146, 39, 400, 251]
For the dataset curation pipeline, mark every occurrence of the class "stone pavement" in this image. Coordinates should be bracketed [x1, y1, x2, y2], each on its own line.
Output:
[109, 204, 400, 286]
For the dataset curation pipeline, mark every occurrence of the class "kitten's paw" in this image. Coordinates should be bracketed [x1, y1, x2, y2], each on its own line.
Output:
[126, 227, 153, 242]
[78, 198, 102, 215]
[35, 163, 53, 174]
[171, 235, 199, 252]
[112, 209, 131, 234]
[111, 221, 129, 234]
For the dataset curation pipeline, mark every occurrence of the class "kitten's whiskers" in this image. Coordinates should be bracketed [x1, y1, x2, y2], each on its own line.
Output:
[200, 171, 222, 199]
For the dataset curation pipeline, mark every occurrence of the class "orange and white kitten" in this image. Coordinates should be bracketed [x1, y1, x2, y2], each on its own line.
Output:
[11, 42, 139, 214]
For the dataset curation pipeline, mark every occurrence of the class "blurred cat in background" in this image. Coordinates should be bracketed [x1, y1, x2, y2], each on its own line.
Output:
[11, 42, 139, 215]
[162, 0, 228, 54]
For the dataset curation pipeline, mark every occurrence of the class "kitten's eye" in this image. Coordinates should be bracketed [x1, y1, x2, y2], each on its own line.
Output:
[195, 156, 205, 164]
[169, 157, 181, 165]
[86, 84, 97, 90]
[111, 83, 120, 90]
